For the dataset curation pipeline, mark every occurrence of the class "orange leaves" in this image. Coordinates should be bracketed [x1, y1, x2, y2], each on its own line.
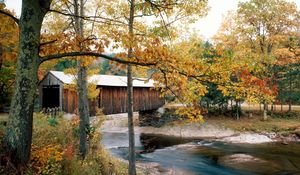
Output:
[39, 32, 105, 60]
[274, 48, 300, 66]
[219, 64, 277, 103]
[63, 144, 75, 161]
[0, 6, 18, 65]
[135, 40, 170, 64]
[39, 33, 75, 57]
[30, 144, 64, 174]
[1, 51, 17, 64]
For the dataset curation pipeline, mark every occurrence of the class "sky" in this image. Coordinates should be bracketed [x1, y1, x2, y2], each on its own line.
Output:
[4, 0, 300, 39]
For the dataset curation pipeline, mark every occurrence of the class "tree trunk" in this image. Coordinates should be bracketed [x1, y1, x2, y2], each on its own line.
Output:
[248, 103, 252, 118]
[236, 100, 240, 120]
[127, 64, 136, 175]
[0, 44, 3, 69]
[206, 100, 210, 117]
[230, 99, 233, 117]
[288, 74, 292, 112]
[74, 0, 89, 159]
[259, 103, 262, 112]
[263, 102, 268, 120]
[4, 0, 50, 166]
[77, 62, 89, 158]
[271, 103, 274, 112]
[127, 0, 136, 174]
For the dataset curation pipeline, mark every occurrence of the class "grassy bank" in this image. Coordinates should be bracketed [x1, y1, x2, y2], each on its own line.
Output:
[205, 112, 300, 137]
[0, 113, 137, 175]
[161, 108, 300, 137]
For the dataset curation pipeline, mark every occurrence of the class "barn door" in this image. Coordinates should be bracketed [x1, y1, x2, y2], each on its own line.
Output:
[42, 85, 60, 108]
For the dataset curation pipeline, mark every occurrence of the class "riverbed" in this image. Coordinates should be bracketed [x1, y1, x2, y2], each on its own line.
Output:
[101, 114, 300, 175]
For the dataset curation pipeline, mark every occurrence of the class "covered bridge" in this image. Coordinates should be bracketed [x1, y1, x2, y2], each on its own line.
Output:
[38, 71, 164, 115]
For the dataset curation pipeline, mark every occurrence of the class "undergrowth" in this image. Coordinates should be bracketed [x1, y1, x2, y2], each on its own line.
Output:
[0, 113, 129, 175]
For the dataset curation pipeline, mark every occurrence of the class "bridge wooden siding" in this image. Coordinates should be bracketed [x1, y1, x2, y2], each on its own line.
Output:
[98, 87, 164, 114]
[39, 71, 164, 115]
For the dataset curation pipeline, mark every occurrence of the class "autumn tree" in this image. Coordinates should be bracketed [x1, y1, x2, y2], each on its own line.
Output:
[92, 1, 208, 173]
[0, 0, 153, 168]
[273, 36, 300, 111]
[214, 0, 299, 119]
[0, 3, 18, 111]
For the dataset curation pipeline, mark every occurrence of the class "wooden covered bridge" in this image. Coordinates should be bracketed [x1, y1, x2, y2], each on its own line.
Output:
[38, 71, 164, 115]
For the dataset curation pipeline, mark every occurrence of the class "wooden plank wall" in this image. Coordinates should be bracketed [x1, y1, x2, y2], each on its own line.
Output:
[63, 89, 78, 114]
[63, 89, 97, 116]
[98, 87, 164, 114]
[63, 87, 165, 115]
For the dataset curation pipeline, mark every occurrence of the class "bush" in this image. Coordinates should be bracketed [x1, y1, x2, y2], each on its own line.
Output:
[29, 144, 63, 174]
[270, 112, 299, 119]
[21, 113, 128, 175]
[47, 117, 58, 126]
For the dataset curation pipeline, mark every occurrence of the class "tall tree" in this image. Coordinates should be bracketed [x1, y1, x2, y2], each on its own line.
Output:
[214, 0, 299, 119]
[73, 0, 90, 159]
[3, 0, 52, 166]
[0, 0, 153, 167]
[127, 0, 136, 173]
[92, 1, 208, 172]
[273, 37, 300, 111]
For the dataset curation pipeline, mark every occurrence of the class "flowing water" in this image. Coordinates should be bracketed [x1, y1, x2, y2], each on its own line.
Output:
[101, 115, 300, 175]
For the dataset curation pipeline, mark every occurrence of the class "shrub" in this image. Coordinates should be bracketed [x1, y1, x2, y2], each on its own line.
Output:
[23, 112, 128, 175]
[47, 117, 58, 126]
[270, 111, 299, 119]
[29, 144, 63, 175]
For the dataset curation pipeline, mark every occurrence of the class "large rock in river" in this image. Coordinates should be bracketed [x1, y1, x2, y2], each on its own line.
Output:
[221, 133, 273, 144]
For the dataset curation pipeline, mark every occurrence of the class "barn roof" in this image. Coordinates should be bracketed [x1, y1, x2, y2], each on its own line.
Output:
[49, 71, 155, 87]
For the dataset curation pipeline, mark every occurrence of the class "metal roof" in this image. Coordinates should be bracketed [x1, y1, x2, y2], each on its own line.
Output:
[49, 71, 155, 87]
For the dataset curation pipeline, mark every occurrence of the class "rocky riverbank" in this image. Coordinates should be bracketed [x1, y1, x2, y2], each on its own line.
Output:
[102, 112, 300, 144]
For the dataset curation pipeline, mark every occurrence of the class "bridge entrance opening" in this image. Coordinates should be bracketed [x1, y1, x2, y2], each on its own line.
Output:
[42, 85, 60, 108]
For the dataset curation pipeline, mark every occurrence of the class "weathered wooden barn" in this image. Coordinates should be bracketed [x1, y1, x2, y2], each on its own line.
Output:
[38, 71, 164, 115]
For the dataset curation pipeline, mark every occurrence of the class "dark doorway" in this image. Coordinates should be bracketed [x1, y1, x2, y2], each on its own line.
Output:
[42, 85, 60, 108]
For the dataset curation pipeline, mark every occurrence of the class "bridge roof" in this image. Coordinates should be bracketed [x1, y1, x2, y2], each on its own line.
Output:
[49, 71, 155, 87]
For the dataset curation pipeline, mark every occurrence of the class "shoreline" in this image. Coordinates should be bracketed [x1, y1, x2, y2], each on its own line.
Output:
[101, 113, 300, 175]
[102, 113, 300, 144]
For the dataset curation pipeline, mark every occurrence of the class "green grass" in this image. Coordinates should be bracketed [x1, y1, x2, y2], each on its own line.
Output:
[205, 113, 300, 135]
[164, 108, 300, 136]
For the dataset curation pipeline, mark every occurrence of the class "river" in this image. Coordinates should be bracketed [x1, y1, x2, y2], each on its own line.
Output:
[101, 114, 300, 175]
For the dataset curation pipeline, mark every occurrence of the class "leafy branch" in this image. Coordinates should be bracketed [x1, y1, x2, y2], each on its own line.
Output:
[39, 51, 157, 66]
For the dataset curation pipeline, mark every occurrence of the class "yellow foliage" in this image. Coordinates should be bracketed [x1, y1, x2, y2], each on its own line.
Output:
[26, 113, 125, 174]
[30, 144, 64, 174]
[175, 107, 203, 122]
[0, 5, 18, 63]
[63, 68, 100, 99]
